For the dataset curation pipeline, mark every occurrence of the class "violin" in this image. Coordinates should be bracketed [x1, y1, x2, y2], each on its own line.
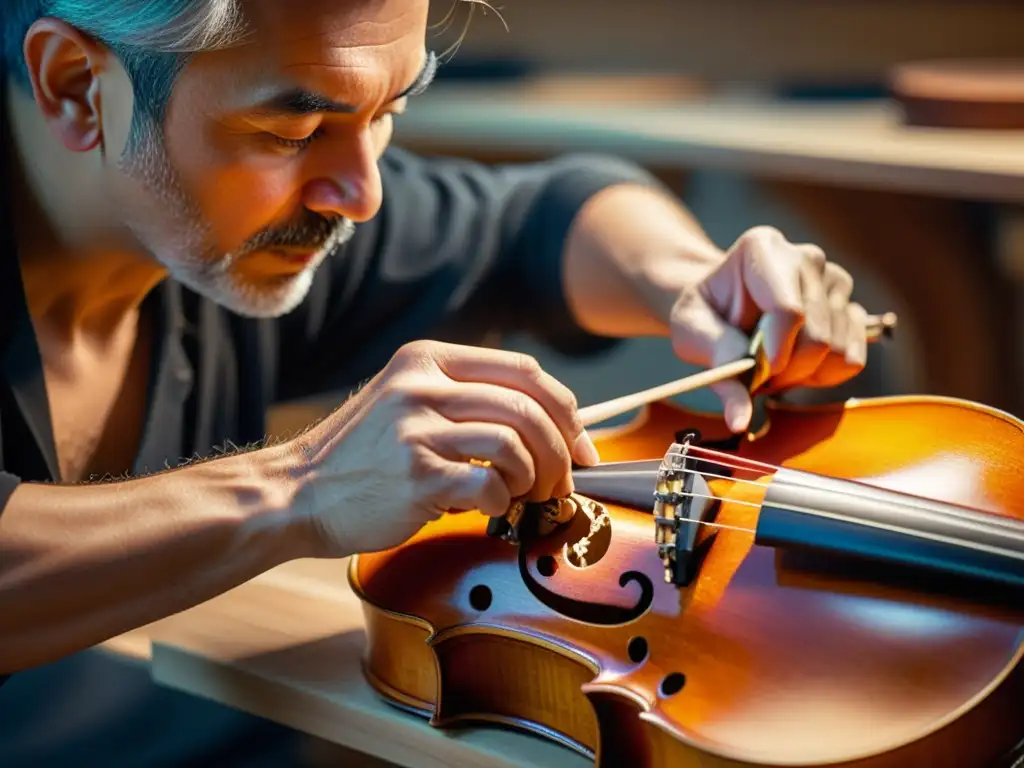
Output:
[348, 311, 1024, 768]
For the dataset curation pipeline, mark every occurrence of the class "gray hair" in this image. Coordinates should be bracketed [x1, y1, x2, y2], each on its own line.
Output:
[4, 0, 484, 142]
[3, 0, 247, 140]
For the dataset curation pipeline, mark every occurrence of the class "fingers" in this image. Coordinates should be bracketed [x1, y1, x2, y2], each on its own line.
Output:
[396, 341, 599, 467]
[411, 380, 575, 501]
[711, 379, 755, 433]
[761, 252, 833, 391]
[429, 460, 512, 519]
[779, 261, 867, 389]
[695, 229, 868, 395]
[806, 301, 869, 387]
[735, 229, 811, 378]
[422, 419, 536, 499]
[670, 285, 752, 370]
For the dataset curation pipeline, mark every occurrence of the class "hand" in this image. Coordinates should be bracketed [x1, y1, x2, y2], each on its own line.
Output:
[288, 340, 601, 557]
[669, 226, 869, 432]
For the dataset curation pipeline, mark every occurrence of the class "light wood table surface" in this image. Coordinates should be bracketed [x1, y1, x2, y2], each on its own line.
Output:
[102, 557, 588, 768]
[395, 83, 1024, 204]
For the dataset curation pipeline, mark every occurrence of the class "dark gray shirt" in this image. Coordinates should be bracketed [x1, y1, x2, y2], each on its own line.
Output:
[0, 73, 657, 725]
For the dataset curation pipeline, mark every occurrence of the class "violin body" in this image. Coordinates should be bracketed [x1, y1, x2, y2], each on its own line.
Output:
[349, 395, 1024, 767]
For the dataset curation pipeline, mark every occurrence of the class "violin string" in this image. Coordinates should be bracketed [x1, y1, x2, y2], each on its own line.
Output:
[663, 448, 780, 480]
[672, 465, 770, 489]
[673, 451, 1024, 535]
[583, 438, 1023, 559]
[655, 489, 1024, 560]
[682, 444, 781, 473]
[659, 488, 762, 510]
[669, 518, 756, 535]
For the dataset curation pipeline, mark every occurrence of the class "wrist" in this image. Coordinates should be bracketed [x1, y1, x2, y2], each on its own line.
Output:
[183, 443, 316, 566]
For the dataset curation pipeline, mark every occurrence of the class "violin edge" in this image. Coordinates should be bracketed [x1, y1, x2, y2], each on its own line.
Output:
[346, 393, 1024, 768]
[757, 393, 1024, 433]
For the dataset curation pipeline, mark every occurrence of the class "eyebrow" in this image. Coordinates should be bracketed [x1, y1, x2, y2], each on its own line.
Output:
[250, 50, 438, 117]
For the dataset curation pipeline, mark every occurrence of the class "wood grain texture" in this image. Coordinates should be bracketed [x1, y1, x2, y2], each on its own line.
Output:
[353, 398, 1024, 767]
[136, 558, 588, 768]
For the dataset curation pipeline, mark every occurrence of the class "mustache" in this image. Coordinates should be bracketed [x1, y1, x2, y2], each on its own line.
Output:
[241, 210, 352, 253]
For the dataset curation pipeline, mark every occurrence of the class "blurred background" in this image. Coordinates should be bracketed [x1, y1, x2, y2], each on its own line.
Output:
[5, 2, 1023, 767]
[267, 0, 1024, 430]
[366, 0, 1024, 422]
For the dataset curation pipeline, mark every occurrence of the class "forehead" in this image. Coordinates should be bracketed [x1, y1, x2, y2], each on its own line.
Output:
[190, 0, 431, 105]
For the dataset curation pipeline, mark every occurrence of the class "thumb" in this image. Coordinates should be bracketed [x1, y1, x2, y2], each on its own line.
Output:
[711, 380, 754, 433]
[670, 287, 755, 433]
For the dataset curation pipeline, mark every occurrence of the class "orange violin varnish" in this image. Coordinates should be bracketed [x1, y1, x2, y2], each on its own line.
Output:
[350, 396, 1024, 767]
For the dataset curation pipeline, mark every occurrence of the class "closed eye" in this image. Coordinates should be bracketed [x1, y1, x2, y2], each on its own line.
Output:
[273, 127, 324, 150]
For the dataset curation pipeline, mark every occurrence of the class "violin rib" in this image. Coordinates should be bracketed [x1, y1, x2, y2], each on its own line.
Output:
[351, 395, 1024, 768]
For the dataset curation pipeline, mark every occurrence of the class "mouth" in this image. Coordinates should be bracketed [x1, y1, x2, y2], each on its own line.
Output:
[266, 246, 321, 266]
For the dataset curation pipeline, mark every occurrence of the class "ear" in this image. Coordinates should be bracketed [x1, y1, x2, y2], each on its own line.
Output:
[21, 18, 113, 153]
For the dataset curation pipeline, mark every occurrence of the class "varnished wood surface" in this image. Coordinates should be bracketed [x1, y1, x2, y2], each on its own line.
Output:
[394, 84, 1024, 203]
[353, 397, 1024, 767]
[103, 558, 587, 768]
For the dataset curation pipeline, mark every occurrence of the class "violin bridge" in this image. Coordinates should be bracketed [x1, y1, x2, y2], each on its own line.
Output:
[653, 434, 714, 586]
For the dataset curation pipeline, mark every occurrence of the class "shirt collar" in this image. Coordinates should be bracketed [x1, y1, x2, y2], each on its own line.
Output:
[1, 70, 195, 480]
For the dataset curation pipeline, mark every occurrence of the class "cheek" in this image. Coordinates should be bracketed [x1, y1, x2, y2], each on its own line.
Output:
[195, 160, 302, 240]
[163, 93, 301, 245]
[170, 128, 304, 245]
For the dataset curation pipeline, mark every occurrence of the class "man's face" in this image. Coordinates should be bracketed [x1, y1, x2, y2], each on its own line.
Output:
[104, 0, 434, 318]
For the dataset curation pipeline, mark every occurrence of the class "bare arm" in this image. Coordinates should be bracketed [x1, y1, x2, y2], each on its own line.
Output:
[562, 182, 726, 339]
[0, 444, 306, 675]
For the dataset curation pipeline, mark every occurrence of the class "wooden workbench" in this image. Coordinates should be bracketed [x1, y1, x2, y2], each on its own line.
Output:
[103, 557, 588, 768]
[395, 83, 1024, 204]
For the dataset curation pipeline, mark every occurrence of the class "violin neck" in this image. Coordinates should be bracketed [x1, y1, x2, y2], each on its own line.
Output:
[756, 468, 1024, 590]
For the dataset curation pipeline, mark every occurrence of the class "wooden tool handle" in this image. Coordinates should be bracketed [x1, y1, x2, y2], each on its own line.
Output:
[578, 311, 897, 427]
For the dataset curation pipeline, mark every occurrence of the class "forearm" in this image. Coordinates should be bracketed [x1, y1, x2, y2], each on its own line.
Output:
[562, 183, 726, 338]
[0, 445, 305, 674]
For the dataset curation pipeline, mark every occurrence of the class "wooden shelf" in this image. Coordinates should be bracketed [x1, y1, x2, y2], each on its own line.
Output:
[394, 83, 1024, 203]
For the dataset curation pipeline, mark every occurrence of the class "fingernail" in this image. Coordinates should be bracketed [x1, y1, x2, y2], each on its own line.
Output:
[573, 431, 601, 466]
[726, 401, 751, 433]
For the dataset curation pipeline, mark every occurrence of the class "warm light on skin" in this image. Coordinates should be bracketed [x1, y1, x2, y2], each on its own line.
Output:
[10, 0, 437, 325]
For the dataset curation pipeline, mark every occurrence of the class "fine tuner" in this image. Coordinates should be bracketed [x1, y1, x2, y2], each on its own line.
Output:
[486, 310, 898, 548]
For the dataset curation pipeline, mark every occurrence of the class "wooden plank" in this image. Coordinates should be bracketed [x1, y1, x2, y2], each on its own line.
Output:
[139, 558, 588, 768]
[394, 85, 1024, 202]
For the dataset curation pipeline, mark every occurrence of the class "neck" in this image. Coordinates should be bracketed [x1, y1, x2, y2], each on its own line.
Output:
[4, 77, 165, 339]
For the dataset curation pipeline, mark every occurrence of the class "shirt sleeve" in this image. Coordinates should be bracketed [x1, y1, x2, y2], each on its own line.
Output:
[0, 471, 20, 689]
[274, 146, 666, 402]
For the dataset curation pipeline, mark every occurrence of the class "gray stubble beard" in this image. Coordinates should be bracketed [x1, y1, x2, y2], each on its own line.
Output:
[113, 116, 355, 318]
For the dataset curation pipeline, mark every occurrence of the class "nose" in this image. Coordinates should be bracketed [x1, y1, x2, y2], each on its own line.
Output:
[302, 129, 383, 223]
